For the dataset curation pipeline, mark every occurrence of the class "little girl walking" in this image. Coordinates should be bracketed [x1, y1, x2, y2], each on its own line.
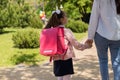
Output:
[44, 9, 88, 80]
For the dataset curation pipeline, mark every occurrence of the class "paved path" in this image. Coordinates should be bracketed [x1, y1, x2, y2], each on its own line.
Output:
[0, 43, 113, 80]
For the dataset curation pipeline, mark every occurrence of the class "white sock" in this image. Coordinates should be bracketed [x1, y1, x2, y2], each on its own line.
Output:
[63, 75, 71, 80]
[57, 76, 63, 80]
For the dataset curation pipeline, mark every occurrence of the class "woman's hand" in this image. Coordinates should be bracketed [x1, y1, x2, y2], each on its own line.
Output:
[85, 39, 93, 48]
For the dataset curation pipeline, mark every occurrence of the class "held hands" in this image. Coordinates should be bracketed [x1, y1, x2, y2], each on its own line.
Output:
[85, 39, 93, 48]
[79, 39, 93, 51]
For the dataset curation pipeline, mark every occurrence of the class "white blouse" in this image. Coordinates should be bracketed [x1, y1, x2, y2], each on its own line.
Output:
[88, 0, 120, 40]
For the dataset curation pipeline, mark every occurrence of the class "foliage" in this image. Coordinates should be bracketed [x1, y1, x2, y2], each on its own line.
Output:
[7, 0, 37, 28]
[37, 0, 91, 32]
[12, 28, 40, 48]
[0, 0, 9, 32]
[0, 0, 43, 32]
[66, 19, 88, 33]
[8, 2, 30, 28]
[43, 0, 93, 22]
[0, 0, 92, 32]
[63, 0, 92, 22]
[29, 14, 43, 29]
[11, 52, 39, 65]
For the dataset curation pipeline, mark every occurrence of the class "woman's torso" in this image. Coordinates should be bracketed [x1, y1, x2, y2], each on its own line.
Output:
[97, 0, 120, 40]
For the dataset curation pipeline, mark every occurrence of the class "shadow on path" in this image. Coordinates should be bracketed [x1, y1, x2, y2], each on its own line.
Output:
[0, 43, 114, 80]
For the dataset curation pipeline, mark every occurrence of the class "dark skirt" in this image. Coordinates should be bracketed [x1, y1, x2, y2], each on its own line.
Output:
[53, 58, 74, 77]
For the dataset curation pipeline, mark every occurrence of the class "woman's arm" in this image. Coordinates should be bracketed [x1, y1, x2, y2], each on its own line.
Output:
[88, 0, 100, 40]
[85, 0, 100, 48]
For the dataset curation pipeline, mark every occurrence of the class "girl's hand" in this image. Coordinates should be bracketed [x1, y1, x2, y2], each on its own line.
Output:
[79, 44, 86, 51]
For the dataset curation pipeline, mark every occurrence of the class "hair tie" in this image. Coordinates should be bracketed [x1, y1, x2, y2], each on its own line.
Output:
[52, 10, 61, 14]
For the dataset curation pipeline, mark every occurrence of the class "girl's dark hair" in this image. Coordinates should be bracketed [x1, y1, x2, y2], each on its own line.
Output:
[115, 0, 120, 14]
[45, 10, 65, 29]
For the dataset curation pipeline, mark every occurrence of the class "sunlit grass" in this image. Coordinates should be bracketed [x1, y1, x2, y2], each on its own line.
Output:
[74, 32, 87, 40]
[0, 28, 46, 67]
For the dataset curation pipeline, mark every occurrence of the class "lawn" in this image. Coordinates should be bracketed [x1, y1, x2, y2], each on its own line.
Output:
[0, 28, 87, 67]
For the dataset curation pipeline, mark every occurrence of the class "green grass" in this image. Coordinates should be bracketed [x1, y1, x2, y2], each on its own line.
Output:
[74, 32, 87, 40]
[0, 28, 46, 67]
[0, 28, 87, 67]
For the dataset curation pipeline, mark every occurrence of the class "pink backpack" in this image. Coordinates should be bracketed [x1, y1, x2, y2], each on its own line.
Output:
[40, 27, 68, 59]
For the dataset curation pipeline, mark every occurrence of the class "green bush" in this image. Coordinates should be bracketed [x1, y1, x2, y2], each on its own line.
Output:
[11, 53, 39, 65]
[29, 14, 43, 29]
[66, 19, 88, 33]
[12, 28, 40, 48]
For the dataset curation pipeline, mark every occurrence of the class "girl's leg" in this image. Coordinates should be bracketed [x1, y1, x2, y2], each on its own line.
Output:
[94, 33, 109, 80]
[63, 75, 71, 80]
[57, 76, 63, 80]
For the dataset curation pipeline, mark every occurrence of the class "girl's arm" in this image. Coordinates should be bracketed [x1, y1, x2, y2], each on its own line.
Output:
[65, 28, 85, 50]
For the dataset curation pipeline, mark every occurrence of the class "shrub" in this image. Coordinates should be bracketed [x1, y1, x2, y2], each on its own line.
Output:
[29, 14, 43, 29]
[12, 28, 40, 48]
[66, 19, 88, 33]
[11, 53, 39, 65]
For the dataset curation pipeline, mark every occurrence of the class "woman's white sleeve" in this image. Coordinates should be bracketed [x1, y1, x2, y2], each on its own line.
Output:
[88, 0, 100, 39]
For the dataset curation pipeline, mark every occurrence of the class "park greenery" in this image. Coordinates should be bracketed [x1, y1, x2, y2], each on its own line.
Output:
[0, 0, 93, 32]
[0, 0, 92, 67]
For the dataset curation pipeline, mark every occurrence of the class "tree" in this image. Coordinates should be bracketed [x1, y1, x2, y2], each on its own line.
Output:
[0, 0, 9, 33]
[8, 0, 32, 28]
[63, 0, 92, 22]
[40, 0, 92, 23]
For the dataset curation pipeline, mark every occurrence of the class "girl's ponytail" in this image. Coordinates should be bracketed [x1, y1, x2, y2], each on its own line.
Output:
[45, 10, 65, 29]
